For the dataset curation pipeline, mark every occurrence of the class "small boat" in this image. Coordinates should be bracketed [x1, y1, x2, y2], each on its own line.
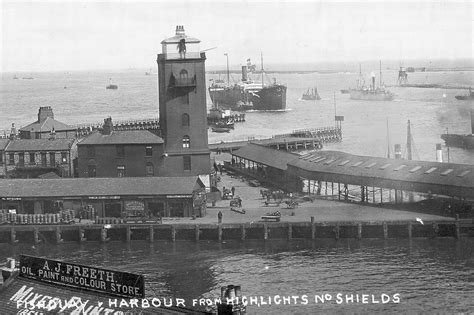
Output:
[340, 89, 350, 94]
[455, 87, 474, 100]
[13, 75, 18, 80]
[211, 126, 231, 133]
[302, 87, 321, 100]
[106, 78, 118, 90]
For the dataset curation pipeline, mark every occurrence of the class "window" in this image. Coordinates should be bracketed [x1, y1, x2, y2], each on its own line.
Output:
[0, 152, 3, 165]
[179, 69, 188, 80]
[145, 145, 153, 157]
[88, 165, 96, 177]
[182, 113, 190, 126]
[87, 146, 95, 157]
[181, 93, 189, 104]
[19, 153, 24, 166]
[183, 156, 191, 171]
[41, 153, 47, 166]
[182, 136, 190, 148]
[29, 153, 35, 164]
[50, 152, 56, 166]
[9, 153, 14, 165]
[116, 145, 125, 157]
[146, 162, 154, 176]
[117, 165, 125, 177]
[61, 152, 67, 164]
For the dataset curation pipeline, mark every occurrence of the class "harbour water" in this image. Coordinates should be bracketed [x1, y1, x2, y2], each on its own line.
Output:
[0, 238, 473, 313]
[1, 62, 473, 313]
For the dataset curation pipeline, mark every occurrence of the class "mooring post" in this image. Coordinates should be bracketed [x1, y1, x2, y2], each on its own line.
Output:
[311, 217, 315, 240]
[79, 227, 86, 242]
[101, 228, 107, 242]
[33, 227, 40, 244]
[334, 225, 340, 240]
[126, 226, 131, 242]
[171, 226, 176, 242]
[218, 224, 223, 242]
[10, 227, 17, 244]
[357, 223, 362, 239]
[383, 222, 388, 239]
[288, 224, 292, 240]
[55, 226, 63, 244]
[407, 222, 412, 239]
[149, 226, 154, 242]
[241, 224, 246, 241]
[455, 221, 460, 239]
[263, 224, 268, 240]
[432, 223, 439, 238]
[195, 225, 200, 241]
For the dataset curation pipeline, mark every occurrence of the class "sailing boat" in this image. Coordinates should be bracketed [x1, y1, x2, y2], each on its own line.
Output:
[106, 78, 118, 90]
[302, 87, 321, 100]
[441, 109, 474, 149]
[349, 61, 394, 101]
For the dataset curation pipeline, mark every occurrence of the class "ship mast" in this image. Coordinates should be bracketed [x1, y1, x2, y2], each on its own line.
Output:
[386, 118, 391, 158]
[261, 52, 264, 89]
[224, 53, 230, 85]
[379, 60, 382, 87]
[407, 120, 413, 160]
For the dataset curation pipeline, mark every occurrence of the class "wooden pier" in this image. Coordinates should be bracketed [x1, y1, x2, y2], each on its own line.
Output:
[0, 218, 472, 244]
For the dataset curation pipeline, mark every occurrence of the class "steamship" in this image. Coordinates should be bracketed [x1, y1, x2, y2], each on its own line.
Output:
[349, 62, 394, 101]
[208, 56, 287, 111]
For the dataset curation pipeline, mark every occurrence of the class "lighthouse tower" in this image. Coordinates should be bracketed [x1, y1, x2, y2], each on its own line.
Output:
[157, 26, 210, 178]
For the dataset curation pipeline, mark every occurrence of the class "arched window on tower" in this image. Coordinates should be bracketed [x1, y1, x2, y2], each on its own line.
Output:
[182, 135, 190, 148]
[182, 113, 190, 126]
[179, 69, 188, 80]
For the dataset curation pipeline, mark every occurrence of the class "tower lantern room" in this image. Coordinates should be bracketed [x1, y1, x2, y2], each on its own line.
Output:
[161, 25, 201, 59]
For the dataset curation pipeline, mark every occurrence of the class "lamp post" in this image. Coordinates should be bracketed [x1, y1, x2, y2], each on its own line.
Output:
[446, 128, 450, 163]
[224, 53, 229, 84]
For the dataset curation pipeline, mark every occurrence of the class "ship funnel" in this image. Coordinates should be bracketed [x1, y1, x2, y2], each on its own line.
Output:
[436, 143, 443, 163]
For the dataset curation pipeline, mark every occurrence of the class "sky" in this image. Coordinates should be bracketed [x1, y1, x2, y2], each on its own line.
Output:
[1, 0, 472, 72]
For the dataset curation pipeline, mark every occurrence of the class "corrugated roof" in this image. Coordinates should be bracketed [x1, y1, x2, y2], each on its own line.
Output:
[79, 130, 164, 145]
[287, 150, 474, 197]
[0, 176, 203, 198]
[0, 139, 9, 150]
[20, 117, 74, 132]
[232, 143, 299, 170]
[5, 139, 76, 151]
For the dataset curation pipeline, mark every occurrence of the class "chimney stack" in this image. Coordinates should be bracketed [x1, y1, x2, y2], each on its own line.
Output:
[38, 106, 54, 123]
[436, 144, 443, 163]
[102, 117, 113, 135]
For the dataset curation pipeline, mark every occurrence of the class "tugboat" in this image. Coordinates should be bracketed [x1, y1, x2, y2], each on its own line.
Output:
[106, 78, 118, 90]
[455, 87, 474, 100]
[349, 61, 394, 101]
[302, 87, 321, 100]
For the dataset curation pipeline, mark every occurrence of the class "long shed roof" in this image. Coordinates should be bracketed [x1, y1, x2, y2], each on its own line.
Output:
[0, 176, 203, 198]
[232, 143, 299, 170]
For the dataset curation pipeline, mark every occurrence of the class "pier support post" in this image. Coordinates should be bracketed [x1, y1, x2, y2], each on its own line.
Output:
[241, 224, 246, 241]
[171, 226, 176, 242]
[149, 226, 154, 242]
[407, 222, 412, 239]
[383, 222, 388, 239]
[432, 223, 439, 238]
[288, 224, 292, 240]
[455, 221, 460, 239]
[263, 224, 268, 240]
[55, 226, 63, 244]
[195, 225, 200, 241]
[311, 217, 315, 240]
[334, 225, 340, 240]
[357, 223, 362, 239]
[33, 227, 40, 244]
[218, 224, 222, 242]
[126, 226, 131, 242]
[10, 228, 17, 244]
[101, 228, 108, 242]
[79, 227, 86, 242]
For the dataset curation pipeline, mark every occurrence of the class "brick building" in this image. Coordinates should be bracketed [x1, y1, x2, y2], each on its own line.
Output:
[0, 139, 9, 178]
[77, 118, 164, 178]
[19, 106, 76, 139]
[4, 138, 77, 178]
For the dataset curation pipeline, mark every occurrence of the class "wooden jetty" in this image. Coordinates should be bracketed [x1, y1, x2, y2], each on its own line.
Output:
[0, 218, 472, 244]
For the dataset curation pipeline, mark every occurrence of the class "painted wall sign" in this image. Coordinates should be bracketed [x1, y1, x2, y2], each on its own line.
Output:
[166, 195, 192, 198]
[88, 196, 120, 200]
[2, 197, 21, 201]
[124, 200, 145, 211]
[19, 255, 144, 298]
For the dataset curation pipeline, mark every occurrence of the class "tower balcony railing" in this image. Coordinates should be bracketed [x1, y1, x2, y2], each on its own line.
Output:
[164, 52, 201, 60]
